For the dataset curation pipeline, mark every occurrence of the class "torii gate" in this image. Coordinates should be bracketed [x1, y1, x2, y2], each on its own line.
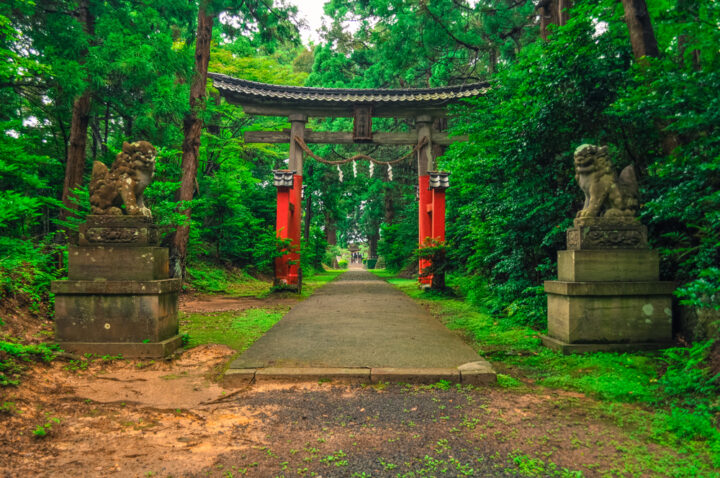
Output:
[209, 73, 488, 290]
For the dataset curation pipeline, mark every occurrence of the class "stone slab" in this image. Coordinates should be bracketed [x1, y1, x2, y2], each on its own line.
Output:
[544, 280, 676, 296]
[57, 335, 182, 358]
[52, 278, 181, 295]
[457, 361, 497, 385]
[557, 250, 659, 282]
[53, 285, 179, 343]
[67, 245, 169, 281]
[546, 290, 673, 344]
[222, 369, 257, 388]
[371, 368, 460, 384]
[541, 335, 673, 354]
[254, 367, 371, 383]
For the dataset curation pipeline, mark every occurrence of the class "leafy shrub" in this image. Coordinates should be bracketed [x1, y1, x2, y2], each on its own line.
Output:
[337, 260, 348, 269]
[656, 339, 719, 407]
[0, 341, 59, 386]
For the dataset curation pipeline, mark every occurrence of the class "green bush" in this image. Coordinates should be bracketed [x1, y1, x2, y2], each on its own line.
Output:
[337, 260, 348, 269]
[1, 341, 59, 386]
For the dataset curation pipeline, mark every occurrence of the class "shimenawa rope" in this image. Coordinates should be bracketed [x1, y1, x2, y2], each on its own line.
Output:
[293, 135, 428, 166]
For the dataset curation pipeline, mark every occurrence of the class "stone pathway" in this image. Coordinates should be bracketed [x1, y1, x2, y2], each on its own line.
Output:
[227, 270, 494, 384]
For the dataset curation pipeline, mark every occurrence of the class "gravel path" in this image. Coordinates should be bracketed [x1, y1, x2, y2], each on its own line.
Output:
[231, 270, 482, 369]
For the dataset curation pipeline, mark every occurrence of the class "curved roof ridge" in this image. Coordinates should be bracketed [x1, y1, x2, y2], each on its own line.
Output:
[208, 72, 489, 105]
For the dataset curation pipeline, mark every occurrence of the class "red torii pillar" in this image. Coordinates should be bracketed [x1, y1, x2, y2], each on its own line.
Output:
[416, 116, 449, 286]
[274, 114, 306, 290]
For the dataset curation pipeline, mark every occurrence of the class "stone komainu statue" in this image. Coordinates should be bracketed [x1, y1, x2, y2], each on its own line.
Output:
[574, 144, 639, 218]
[89, 141, 156, 216]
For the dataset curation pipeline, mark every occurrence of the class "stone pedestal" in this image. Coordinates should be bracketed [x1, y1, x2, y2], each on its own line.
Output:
[52, 216, 182, 358]
[542, 218, 674, 354]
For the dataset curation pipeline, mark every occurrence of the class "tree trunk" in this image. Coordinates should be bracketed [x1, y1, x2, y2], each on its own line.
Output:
[171, 4, 214, 279]
[620, 0, 659, 60]
[59, 0, 94, 224]
[678, 0, 700, 71]
[368, 232, 378, 259]
[304, 164, 313, 241]
[324, 210, 337, 246]
[537, 0, 571, 41]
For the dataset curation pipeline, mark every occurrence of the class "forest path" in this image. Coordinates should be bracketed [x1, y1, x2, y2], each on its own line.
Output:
[229, 269, 484, 371]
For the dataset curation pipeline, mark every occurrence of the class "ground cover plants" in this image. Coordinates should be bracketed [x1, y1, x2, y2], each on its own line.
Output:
[371, 269, 720, 474]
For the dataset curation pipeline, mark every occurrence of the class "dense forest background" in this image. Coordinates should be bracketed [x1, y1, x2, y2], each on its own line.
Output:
[1, 0, 718, 335]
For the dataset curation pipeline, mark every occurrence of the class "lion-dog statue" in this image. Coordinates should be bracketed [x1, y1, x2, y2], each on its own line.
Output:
[574, 144, 639, 218]
[89, 141, 156, 216]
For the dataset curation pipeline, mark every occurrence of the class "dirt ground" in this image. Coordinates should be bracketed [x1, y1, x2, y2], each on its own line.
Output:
[0, 293, 697, 477]
[1, 342, 677, 478]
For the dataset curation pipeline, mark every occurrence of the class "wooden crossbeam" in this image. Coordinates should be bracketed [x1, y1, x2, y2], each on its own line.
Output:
[244, 129, 466, 146]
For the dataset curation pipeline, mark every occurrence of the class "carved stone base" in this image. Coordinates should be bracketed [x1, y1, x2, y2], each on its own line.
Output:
[78, 215, 159, 246]
[52, 279, 181, 358]
[567, 217, 647, 250]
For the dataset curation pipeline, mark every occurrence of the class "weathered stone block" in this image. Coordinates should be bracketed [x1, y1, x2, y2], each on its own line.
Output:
[557, 250, 659, 282]
[253, 367, 371, 383]
[52, 279, 180, 344]
[545, 280, 673, 344]
[58, 336, 182, 359]
[78, 215, 159, 246]
[67, 245, 169, 281]
[567, 217, 647, 250]
[370, 368, 460, 384]
[540, 335, 670, 354]
[458, 361, 497, 385]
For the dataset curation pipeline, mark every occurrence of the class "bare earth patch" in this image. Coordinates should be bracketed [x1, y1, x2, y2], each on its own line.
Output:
[0, 343, 687, 477]
[180, 293, 297, 315]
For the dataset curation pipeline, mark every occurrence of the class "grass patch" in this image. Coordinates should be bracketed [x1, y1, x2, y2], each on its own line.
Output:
[181, 307, 289, 351]
[187, 263, 270, 297]
[300, 269, 345, 298]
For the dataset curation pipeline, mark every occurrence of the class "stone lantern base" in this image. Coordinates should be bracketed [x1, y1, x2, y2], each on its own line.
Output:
[51, 216, 182, 358]
[542, 218, 674, 354]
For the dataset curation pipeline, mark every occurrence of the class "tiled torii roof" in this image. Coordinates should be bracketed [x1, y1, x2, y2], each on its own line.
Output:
[208, 72, 489, 118]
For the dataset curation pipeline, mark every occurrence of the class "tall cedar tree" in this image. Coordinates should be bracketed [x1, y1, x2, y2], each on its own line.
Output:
[173, 4, 212, 278]
[172, 0, 298, 278]
[59, 0, 94, 223]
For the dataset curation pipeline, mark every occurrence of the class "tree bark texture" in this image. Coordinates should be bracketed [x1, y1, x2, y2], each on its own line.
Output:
[537, 0, 571, 41]
[304, 164, 313, 241]
[59, 1, 94, 223]
[325, 212, 337, 246]
[620, 0, 659, 59]
[171, 5, 213, 278]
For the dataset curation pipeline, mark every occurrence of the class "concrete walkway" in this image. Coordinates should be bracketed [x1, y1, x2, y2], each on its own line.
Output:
[227, 270, 494, 384]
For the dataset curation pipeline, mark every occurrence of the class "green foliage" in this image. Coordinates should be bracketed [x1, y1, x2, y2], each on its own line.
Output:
[32, 416, 61, 438]
[301, 225, 328, 275]
[675, 268, 720, 311]
[0, 341, 59, 386]
[443, 0, 720, 324]
[337, 260, 348, 269]
[181, 307, 288, 352]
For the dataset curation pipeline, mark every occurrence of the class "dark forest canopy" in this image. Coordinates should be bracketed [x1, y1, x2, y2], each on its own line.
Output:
[0, 0, 718, 325]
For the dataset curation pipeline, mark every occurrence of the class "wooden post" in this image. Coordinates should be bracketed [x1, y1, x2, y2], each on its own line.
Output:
[417, 116, 433, 286]
[281, 114, 306, 290]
